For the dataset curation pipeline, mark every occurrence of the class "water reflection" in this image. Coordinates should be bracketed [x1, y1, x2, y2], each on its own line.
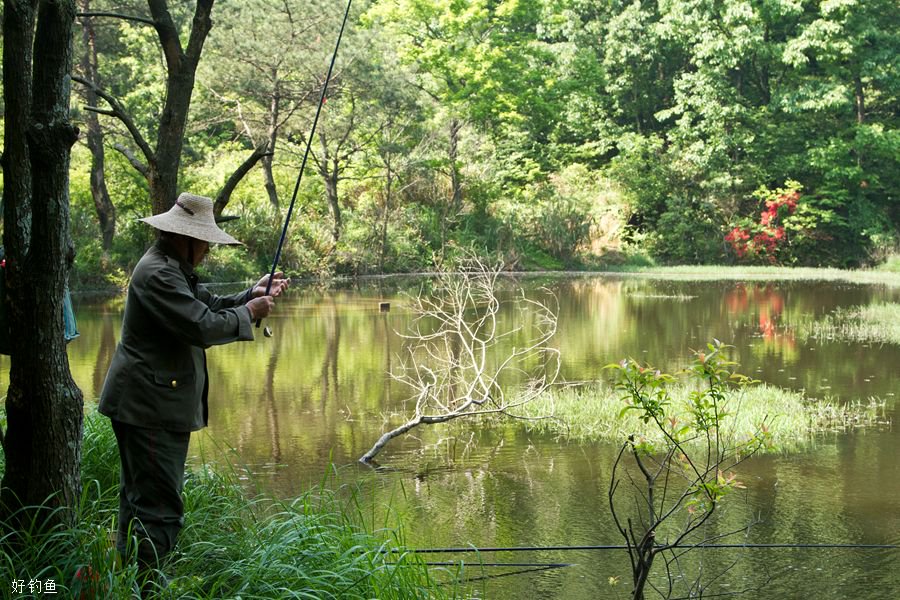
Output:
[4, 275, 900, 598]
[725, 283, 798, 361]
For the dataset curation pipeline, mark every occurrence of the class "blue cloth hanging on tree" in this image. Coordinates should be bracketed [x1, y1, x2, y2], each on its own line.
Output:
[0, 247, 78, 354]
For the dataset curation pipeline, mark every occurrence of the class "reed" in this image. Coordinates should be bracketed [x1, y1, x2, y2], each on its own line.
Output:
[520, 381, 889, 451]
[0, 412, 451, 599]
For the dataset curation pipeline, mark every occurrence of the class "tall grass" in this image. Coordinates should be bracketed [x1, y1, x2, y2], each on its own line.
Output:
[520, 381, 889, 451]
[0, 412, 452, 599]
[795, 303, 900, 345]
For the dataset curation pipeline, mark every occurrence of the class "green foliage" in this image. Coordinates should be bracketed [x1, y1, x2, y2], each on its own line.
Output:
[59, 0, 898, 284]
[605, 341, 770, 597]
[650, 197, 725, 264]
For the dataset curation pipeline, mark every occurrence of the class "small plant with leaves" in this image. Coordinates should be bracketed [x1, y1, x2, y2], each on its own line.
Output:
[606, 341, 769, 600]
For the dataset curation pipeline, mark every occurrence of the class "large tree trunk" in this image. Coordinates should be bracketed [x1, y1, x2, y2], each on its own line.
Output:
[1, 0, 84, 526]
[78, 0, 116, 253]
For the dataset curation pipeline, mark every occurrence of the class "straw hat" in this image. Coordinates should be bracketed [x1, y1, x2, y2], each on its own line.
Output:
[139, 193, 242, 245]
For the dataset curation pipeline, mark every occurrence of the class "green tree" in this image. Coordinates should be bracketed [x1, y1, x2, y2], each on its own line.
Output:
[781, 0, 900, 263]
[199, 0, 339, 210]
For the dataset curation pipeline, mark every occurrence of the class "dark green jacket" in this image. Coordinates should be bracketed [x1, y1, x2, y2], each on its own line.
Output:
[99, 240, 254, 431]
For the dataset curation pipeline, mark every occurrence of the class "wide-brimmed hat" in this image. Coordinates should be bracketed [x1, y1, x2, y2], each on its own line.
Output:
[139, 193, 242, 245]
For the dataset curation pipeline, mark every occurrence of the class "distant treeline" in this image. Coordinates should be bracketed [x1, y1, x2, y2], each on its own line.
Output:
[8, 0, 899, 289]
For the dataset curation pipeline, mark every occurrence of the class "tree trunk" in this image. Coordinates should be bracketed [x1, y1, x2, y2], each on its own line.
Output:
[78, 0, 116, 254]
[379, 154, 393, 274]
[262, 155, 279, 209]
[854, 74, 865, 125]
[1, 0, 84, 527]
[147, 0, 214, 214]
[318, 131, 342, 246]
[448, 118, 462, 216]
[263, 82, 281, 209]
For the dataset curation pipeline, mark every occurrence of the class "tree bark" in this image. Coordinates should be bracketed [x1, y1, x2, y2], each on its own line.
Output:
[78, 0, 116, 254]
[1, 0, 85, 526]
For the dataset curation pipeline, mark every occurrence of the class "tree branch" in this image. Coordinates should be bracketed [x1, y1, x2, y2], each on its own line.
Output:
[185, 0, 214, 62]
[72, 75, 155, 169]
[360, 255, 559, 464]
[147, 0, 184, 69]
[214, 143, 272, 216]
[76, 11, 154, 26]
[112, 143, 149, 177]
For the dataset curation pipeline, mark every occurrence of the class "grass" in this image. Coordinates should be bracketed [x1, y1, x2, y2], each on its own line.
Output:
[875, 254, 900, 273]
[795, 302, 900, 345]
[0, 412, 454, 599]
[519, 381, 890, 452]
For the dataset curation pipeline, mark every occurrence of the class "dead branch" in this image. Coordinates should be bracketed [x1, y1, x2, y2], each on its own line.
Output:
[360, 254, 560, 464]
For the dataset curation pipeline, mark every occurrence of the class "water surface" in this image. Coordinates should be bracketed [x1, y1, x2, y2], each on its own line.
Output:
[10, 274, 900, 598]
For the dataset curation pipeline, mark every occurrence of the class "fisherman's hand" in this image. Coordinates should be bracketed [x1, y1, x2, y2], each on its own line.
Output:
[252, 271, 290, 298]
[246, 296, 275, 320]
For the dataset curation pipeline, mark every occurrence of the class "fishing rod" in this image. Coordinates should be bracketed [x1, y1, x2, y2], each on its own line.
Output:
[257, 0, 354, 337]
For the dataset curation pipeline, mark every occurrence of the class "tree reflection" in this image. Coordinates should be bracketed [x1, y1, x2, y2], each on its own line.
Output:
[725, 284, 797, 359]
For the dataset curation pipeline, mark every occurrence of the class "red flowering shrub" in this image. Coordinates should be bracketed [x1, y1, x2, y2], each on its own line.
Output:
[725, 181, 801, 264]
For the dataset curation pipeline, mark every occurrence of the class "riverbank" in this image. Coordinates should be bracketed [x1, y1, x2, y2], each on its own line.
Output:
[70, 261, 900, 295]
[0, 412, 450, 599]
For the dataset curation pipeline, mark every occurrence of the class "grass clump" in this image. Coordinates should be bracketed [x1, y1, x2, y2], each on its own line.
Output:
[520, 381, 889, 451]
[798, 302, 900, 345]
[1, 411, 449, 599]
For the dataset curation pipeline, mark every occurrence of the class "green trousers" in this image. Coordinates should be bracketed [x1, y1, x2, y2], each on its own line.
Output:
[112, 420, 191, 573]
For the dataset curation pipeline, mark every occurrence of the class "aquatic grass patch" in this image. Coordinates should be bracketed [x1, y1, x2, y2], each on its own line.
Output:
[0, 411, 450, 599]
[626, 292, 697, 300]
[519, 382, 888, 451]
[796, 303, 900, 345]
[577, 265, 900, 288]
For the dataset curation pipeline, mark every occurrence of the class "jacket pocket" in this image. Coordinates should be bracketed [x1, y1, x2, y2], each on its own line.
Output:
[152, 370, 196, 391]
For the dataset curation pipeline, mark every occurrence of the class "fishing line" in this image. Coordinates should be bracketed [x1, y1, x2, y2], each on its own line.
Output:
[383, 542, 897, 554]
[257, 0, 354, 336]
[406, 562, 576, 568]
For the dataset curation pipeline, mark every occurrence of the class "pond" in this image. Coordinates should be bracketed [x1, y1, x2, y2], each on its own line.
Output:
[10, 273, 900, 598]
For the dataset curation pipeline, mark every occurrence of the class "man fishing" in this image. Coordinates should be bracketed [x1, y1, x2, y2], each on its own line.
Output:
[98, 192, 290, 596]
